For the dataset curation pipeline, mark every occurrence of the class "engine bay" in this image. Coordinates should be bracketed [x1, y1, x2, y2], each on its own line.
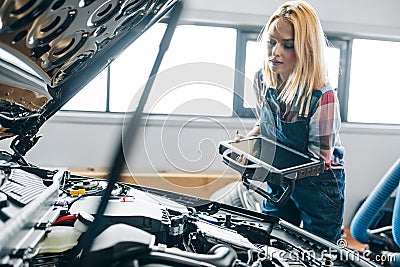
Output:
[0, 161, 376, 267]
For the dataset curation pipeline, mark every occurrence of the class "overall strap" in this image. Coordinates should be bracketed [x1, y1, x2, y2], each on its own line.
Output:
[300, 85, 333, 118]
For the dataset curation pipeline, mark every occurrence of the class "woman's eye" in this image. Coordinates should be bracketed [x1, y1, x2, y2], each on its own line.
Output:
[267, 40, 276, 46]
[284, 43, 294, 49]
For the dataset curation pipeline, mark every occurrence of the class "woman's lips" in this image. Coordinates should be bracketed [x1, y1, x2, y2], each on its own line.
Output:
[270, 60, 283, 66]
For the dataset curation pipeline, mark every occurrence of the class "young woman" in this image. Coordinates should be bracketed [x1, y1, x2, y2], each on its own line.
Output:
[238, 1, 345, 243]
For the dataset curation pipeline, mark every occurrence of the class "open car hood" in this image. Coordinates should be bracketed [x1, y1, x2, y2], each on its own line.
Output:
[0, 0, 178, 157]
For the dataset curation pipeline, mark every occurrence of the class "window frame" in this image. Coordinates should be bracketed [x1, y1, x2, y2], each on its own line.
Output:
[344, 36, 400, 125]
[233, 30, 260, 118]
[329, 38, 352, 122]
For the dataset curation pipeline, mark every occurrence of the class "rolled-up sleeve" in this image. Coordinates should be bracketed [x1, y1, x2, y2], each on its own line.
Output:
[308, 90, 342, 167]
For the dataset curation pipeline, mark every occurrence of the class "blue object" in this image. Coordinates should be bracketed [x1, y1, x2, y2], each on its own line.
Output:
[350, 158, 400, 266]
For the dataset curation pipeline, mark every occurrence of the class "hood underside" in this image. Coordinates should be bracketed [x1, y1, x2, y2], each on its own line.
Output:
[0, 0, 178, 149]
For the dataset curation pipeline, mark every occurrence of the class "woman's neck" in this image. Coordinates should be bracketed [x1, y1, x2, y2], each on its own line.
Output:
[277, 76, 287, 91]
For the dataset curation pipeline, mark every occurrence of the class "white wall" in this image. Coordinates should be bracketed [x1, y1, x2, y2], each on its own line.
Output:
[1, 1, 399, 226]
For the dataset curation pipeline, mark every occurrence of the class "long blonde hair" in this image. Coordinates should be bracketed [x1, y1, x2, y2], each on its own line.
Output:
[261, 1, 329, 116]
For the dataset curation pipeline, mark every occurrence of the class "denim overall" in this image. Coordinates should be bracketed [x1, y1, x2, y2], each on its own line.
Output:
[258, 82, 345, 243]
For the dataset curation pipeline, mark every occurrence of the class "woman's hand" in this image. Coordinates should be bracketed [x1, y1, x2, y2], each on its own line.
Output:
[235, 126, 260, 142]
[235, 131, 246, 142]
[235, 154, 247, 165]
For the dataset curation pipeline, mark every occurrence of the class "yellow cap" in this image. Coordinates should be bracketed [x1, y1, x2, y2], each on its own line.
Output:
[70, 188, 86, 197]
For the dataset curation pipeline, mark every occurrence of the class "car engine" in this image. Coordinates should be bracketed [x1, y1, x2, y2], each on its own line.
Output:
[0, 160, 376, 267]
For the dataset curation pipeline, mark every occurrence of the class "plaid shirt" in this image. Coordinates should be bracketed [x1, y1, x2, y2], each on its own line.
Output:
[308, 88, 345, 169]
[254, 75, 345, 170]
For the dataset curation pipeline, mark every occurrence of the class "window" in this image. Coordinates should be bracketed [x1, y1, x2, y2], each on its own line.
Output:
[243, 38, 264, 109]
[347, 39, 400, 124]
[109, 24, 164, 113]
[112, 24, 237, 116]
[63, 23, 237, 116]
[62, 68, 108, 112]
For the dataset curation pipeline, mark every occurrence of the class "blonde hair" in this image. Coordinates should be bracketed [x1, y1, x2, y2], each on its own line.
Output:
[261, 1, 329, 116]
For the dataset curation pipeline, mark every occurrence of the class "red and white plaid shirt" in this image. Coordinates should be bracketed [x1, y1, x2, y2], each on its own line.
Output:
[254, 74, 345, 170]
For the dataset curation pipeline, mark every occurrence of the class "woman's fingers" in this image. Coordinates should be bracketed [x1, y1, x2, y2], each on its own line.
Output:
[235, 132, 245, 142]
[235, 154, 247, 164]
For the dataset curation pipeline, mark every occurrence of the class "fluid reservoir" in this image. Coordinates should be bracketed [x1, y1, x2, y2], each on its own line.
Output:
[38, 212, 94, 253]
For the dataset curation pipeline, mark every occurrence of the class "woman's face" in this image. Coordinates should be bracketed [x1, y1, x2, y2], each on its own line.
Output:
[266, 19, 296, 81]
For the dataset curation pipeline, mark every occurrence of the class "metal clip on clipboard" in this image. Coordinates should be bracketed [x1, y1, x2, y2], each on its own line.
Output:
[218, 136, 325, 206]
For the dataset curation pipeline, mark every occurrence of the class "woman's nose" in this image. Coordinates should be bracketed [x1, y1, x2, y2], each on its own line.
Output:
[272, 43, 282, 56]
